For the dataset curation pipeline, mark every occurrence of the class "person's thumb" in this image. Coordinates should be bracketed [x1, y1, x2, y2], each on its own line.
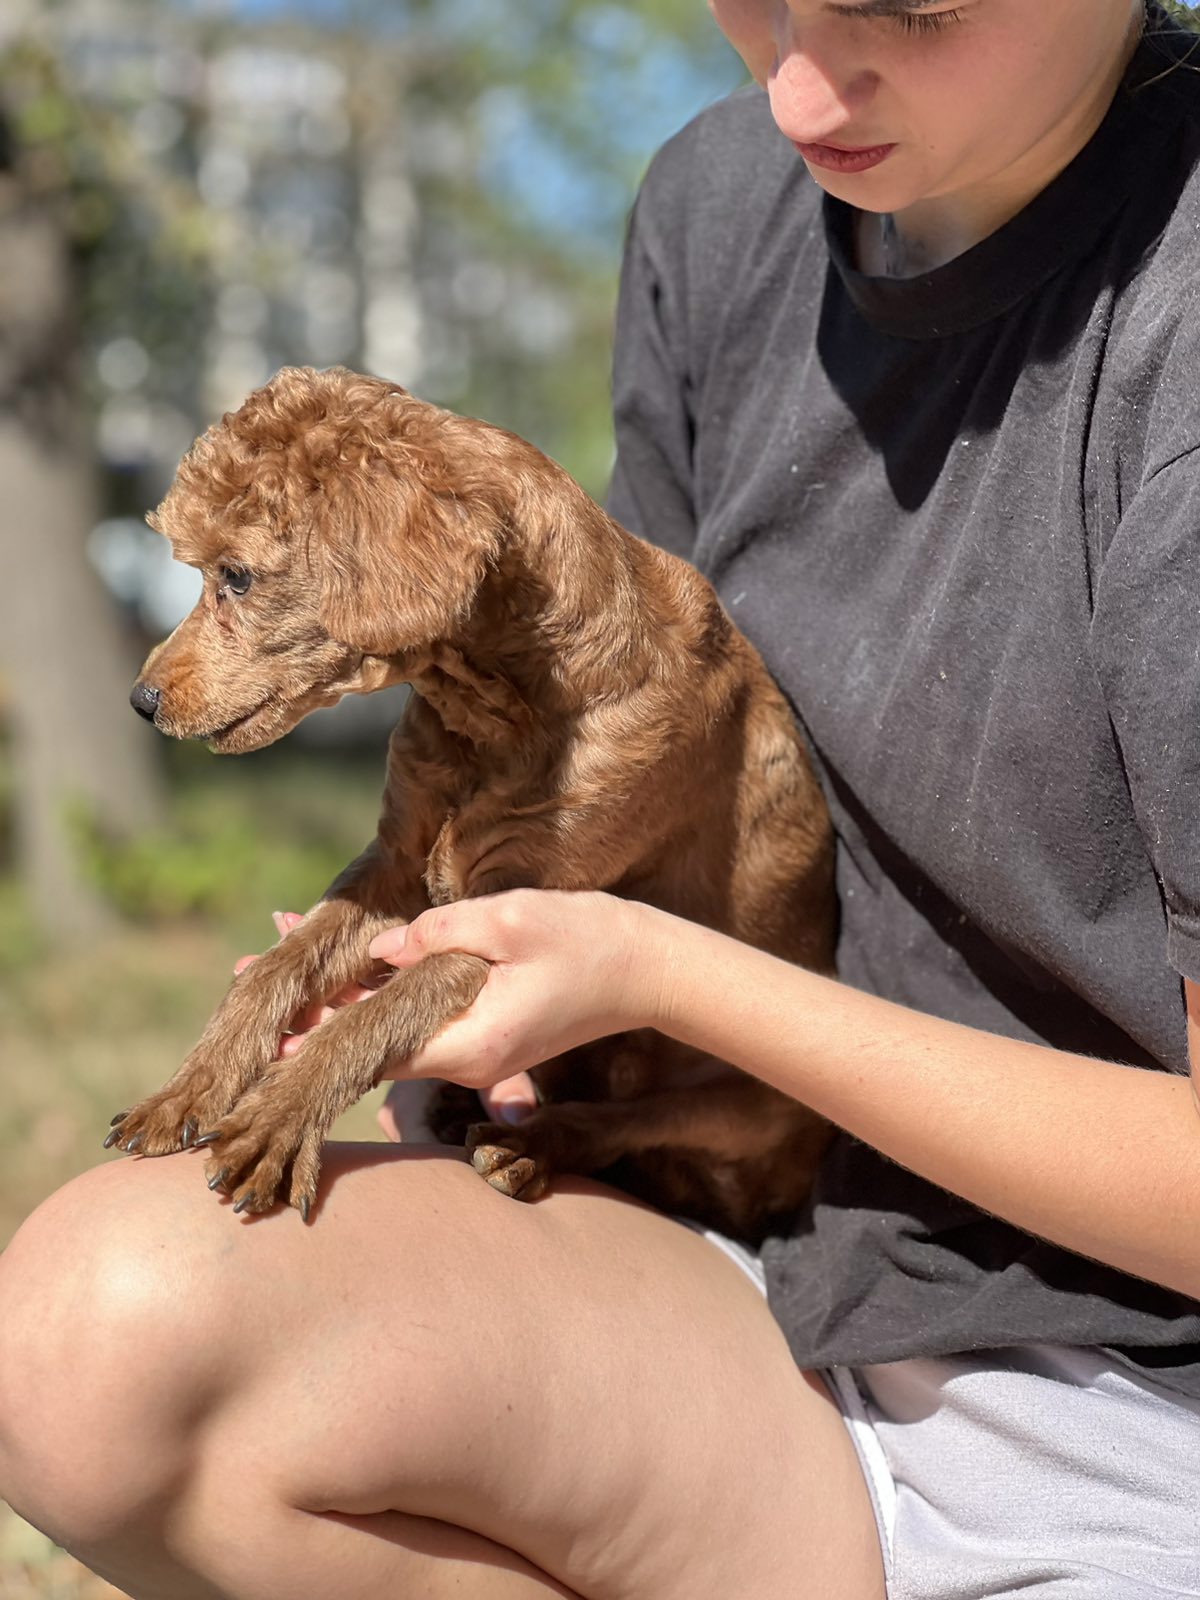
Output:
[370, 905, 463, 968]
[482, 1073, 538, 1125]
[368, 924, 412, 965]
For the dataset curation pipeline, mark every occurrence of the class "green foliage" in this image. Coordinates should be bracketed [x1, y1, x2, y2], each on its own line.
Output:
[67, 747, 382, 940]
[0, 4, 741, 506]
[0, 878, 47, 978]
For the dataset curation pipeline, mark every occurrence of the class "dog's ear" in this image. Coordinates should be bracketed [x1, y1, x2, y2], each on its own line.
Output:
[316, 449, 499, 657]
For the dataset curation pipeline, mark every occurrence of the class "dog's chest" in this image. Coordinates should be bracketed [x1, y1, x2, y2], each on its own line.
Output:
[420, 783, 543, 904]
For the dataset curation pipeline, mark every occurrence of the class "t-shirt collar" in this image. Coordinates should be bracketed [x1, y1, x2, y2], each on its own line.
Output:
[824, 18, 1191, 341]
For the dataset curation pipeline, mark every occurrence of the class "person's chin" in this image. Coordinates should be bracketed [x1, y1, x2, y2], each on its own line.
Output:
[800, 159, 911, 212]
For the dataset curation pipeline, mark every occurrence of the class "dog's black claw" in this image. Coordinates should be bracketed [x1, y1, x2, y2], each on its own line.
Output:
[194, 1131, 221, 1148]
[299, 1197, 311, 1223]
[103, 1130, 121, 1150]
[109, 1111, 128, 1127]
[181, 1119, 198, 1149]
[207, 1168, 230, 1192]
[232, 1194, 255, 1215]
[125, 1135, 143, 1154]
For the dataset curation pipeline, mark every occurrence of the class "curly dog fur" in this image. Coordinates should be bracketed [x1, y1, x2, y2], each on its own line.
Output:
[114, 365, 835, 1240]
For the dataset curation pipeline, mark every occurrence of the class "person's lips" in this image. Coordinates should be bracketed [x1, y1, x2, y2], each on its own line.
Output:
[793, 140, 896, 174]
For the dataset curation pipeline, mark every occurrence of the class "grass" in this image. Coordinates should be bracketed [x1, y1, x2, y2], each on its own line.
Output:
[0, 745, 402, 1592]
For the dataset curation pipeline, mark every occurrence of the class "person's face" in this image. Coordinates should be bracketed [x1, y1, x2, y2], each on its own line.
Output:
[707, 0, 1144, 214]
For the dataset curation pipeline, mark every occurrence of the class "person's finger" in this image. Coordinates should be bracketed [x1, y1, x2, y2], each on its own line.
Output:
[277, 981, 381, 1055]
[376, 1079, 443, 1143]
[481, 1073, 538, 1125]
[234, 953, 259, 975]
[278, 1008, 336, 1055]
[286, 998, 326, 1035]
[369, 923, 416, 964]
[369, 899, 505, 967]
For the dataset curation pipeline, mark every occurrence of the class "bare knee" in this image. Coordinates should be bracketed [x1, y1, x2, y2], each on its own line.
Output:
[0, 1146, 496, 1558]
[0, 1158, 224, 1551]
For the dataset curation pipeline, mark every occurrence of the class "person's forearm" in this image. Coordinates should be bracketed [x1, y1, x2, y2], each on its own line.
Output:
[636, 904, 1200, 1299]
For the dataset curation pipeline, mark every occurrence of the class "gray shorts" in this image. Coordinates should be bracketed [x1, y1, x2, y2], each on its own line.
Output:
[693, 1227, 1200, 1598]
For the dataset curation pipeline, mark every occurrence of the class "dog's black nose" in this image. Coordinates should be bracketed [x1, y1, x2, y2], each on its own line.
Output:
[130, 682, 161, 722]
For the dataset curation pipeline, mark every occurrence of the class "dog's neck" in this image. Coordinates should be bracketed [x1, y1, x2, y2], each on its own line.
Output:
[403, 643, 535, 746]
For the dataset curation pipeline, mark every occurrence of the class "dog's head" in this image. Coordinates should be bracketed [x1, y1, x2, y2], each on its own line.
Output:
[130, 366, 505, 752]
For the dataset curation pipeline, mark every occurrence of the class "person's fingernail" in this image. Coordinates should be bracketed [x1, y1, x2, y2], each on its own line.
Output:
[496, 1101, 532, 1125]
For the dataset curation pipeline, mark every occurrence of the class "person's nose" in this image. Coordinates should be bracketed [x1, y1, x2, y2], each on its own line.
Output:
[767, 35, 877, 145]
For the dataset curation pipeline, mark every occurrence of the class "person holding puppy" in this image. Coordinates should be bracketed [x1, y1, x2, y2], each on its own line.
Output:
[3, 1, 1200, 1596]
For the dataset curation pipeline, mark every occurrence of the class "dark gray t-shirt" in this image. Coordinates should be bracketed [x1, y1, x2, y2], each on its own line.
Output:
[607, 16, 1200, 1396]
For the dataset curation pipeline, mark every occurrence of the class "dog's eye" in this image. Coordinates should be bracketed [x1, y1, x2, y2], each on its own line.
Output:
[220, 567, 252, 596]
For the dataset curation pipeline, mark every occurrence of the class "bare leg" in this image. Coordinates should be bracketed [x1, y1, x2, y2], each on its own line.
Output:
[0, 1144, 884, 1600]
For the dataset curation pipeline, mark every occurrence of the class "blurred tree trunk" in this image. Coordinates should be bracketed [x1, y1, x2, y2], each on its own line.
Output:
[0, 151, 164, 940]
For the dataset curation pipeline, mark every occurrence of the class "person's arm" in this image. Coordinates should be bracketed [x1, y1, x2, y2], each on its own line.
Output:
[371, 891, 1200, 1301]
[653, 910, 1200, 1299]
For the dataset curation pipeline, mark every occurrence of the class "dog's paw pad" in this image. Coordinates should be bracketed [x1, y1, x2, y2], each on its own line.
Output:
[471, 1145, 547, 1201]
[470, 1142, 515, 1177]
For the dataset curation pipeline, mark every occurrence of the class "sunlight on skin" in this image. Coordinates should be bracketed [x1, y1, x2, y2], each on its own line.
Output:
[1186, 979, 1200, 1118]
[707, 0, 1144, 268]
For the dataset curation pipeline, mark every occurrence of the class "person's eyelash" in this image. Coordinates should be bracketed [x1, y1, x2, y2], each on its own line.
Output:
[895, 8, 964, 34]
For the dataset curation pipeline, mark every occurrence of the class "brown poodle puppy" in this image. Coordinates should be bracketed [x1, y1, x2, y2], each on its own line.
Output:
[114, 365, 835, 1241]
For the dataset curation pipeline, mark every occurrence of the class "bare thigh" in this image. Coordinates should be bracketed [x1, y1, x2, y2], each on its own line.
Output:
[0, 1143, 884, 1600]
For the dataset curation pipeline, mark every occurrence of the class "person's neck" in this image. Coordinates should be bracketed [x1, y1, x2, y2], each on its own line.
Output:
[857, 18, 1143, 277]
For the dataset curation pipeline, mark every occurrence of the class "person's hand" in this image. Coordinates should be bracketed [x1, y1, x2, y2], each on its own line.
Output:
[376, 1078, 443, 1143]
[235, 912, 555, 1141]
[367, 889, 658, 1092]
[378, 1070, 540, 1141]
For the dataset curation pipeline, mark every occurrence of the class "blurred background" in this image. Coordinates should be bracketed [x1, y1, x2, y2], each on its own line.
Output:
[8, 2, 1199, 1592]
[0, 0, 740, 1588]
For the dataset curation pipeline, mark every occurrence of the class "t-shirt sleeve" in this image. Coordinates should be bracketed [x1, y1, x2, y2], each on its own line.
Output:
[605, 154, 698, 561]
[1091, 443, 1200, 981]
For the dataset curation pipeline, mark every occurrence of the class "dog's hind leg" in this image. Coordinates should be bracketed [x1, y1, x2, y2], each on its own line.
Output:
[464, 1070, 832, 1235]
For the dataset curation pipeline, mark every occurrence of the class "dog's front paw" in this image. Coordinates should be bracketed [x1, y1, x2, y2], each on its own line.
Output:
[104, 1094, 193, 1159]
[104, 1017, 285, 1159]
[104, 1050, 239, 1158]
[466, 1122, 551, 1202]
[200, 1095, 323, 1220]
